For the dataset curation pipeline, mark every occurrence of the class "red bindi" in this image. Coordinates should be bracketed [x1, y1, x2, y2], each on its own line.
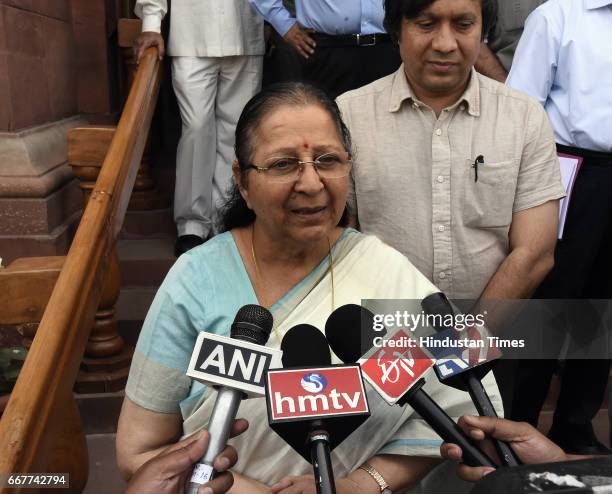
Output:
[303, 142, 309, 149]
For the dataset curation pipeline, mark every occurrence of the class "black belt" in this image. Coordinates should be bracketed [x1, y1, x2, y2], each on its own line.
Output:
[310, 32, 392, 47]
[557, 144, 612, 164]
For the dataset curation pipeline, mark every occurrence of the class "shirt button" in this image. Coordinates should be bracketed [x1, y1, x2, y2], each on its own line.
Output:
[438, 225, 446, 232]
[412, 102, 419, 109]
[439, 271, 447, 279]
[437, 175, 445, 183]
[435, 128, 442, 136]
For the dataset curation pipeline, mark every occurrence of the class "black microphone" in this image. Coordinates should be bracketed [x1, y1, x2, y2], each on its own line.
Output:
[421, 292, 520, 467]
[281, 324, 332, 367]
[186, 304, 275, 494]
[267, 324, 370, 494]
[325, 304, 496, 468]
[325, 304, 381, 363]
[283, 325, 335, 494]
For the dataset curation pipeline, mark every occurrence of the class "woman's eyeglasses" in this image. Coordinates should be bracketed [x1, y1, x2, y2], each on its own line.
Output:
[245, 153, 352, 183]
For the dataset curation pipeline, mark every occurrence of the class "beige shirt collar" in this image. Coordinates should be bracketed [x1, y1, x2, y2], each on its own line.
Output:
[388, 65, 481, 117]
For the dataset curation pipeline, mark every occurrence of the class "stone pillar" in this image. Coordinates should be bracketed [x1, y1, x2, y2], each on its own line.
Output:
[0, 0, 121, 264]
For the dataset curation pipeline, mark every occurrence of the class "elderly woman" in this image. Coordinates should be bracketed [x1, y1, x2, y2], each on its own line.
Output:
[117, 82, 501, 493]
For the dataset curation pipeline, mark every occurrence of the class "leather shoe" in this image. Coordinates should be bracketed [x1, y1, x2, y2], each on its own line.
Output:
[174, 234, 205, 257]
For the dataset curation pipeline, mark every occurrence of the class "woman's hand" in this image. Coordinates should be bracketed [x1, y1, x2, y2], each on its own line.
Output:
[271, 475, 316, 494]
[271, 475, 362, 494]
[440, 415, 568, 482]
[229, 472, 274, 493]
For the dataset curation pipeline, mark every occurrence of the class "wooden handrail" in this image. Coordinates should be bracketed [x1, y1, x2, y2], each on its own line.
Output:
[0, 48, 161, 492]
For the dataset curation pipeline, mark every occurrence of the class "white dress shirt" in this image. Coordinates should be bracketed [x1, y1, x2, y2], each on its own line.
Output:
[135, 0, 264, 57]
[507, 0, 612, 152]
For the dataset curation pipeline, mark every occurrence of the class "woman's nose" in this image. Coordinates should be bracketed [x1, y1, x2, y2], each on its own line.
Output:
[294, 162, 325, 193]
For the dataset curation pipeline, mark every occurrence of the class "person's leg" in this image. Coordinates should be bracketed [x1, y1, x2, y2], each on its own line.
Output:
[213, 55, 263, 230]
[550, 359, 611, 452]
[305, 42, 401, 99]
[263, 30, 304, 86]
[355, 43, 402, 88]
[172, 56, 219, 242]
[302, 45, 348, 98]
[502, 358, 558, 426]
[554, 201, 612, 451]
[543, 157, 612, 452]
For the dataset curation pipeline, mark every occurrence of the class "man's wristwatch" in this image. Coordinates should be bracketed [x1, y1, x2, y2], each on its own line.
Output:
[358, 463, 392, 494]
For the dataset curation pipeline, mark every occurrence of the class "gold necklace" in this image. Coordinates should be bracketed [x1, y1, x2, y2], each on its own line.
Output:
[250, 224, 336, 346]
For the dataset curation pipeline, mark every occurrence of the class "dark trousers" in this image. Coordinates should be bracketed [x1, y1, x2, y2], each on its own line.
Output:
[263, 31, 402, 98]
[507, 144, 612, 445]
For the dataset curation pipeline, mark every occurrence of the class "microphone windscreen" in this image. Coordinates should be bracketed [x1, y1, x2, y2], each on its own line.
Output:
[231, 304, 273, 345]
[325, 304, 379, 363]
[281, 324, 331, 367]
[421, 293, 454, 332]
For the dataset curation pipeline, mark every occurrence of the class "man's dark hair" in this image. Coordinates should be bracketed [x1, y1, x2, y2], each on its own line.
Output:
[383, 0, 498, 42]
[218, 82, 352, 232]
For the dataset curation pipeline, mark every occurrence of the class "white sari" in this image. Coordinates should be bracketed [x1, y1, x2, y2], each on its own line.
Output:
[181, 232, 502, 487]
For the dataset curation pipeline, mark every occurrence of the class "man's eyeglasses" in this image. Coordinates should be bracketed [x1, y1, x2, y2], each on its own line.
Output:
[245, 152, 352, 183]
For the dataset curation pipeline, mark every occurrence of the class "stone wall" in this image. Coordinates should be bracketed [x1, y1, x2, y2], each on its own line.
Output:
[0, 0, 121, 264]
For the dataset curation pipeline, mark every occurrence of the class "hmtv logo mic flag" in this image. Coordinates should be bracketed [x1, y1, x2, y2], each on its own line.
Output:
[358, 329, 435, 405]
[265, 365, 370, 461]
[267, 366, 368, 421]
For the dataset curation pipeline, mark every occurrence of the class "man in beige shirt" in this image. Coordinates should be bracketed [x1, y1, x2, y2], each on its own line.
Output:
[337, 0, 565, 303]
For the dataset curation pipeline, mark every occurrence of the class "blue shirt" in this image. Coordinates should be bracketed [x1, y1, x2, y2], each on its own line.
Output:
[249, 0, 385, 37]
[506, 0, 612, 152]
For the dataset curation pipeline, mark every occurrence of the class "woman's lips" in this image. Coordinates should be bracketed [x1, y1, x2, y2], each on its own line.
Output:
[292, 206, 327, 217]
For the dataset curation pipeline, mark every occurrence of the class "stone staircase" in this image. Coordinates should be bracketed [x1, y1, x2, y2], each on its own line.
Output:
[81, 200, 177, 493]
[115, 209, 176, 346]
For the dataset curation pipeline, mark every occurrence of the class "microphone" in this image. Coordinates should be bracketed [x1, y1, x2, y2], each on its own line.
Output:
[267, 324, 370, 494]
[421, 292, 520, 467]
[325, 304, 496, 468]
[471, 457, 612, 494]
[281, 323, 332, 367]
[325, 304, 381, 363]
[185, 304, 281, 494]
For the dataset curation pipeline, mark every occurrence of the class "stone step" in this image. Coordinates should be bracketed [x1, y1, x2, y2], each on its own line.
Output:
[116, 286, 158, 324]
[120, 207, 176, 239]
[76, 391, 124, 435]
[116, 237, 176, 287]
[84, 433, 125, 494]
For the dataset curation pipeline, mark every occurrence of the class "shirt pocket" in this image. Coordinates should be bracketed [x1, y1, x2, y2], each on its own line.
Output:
[462, 159, 517, 228]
